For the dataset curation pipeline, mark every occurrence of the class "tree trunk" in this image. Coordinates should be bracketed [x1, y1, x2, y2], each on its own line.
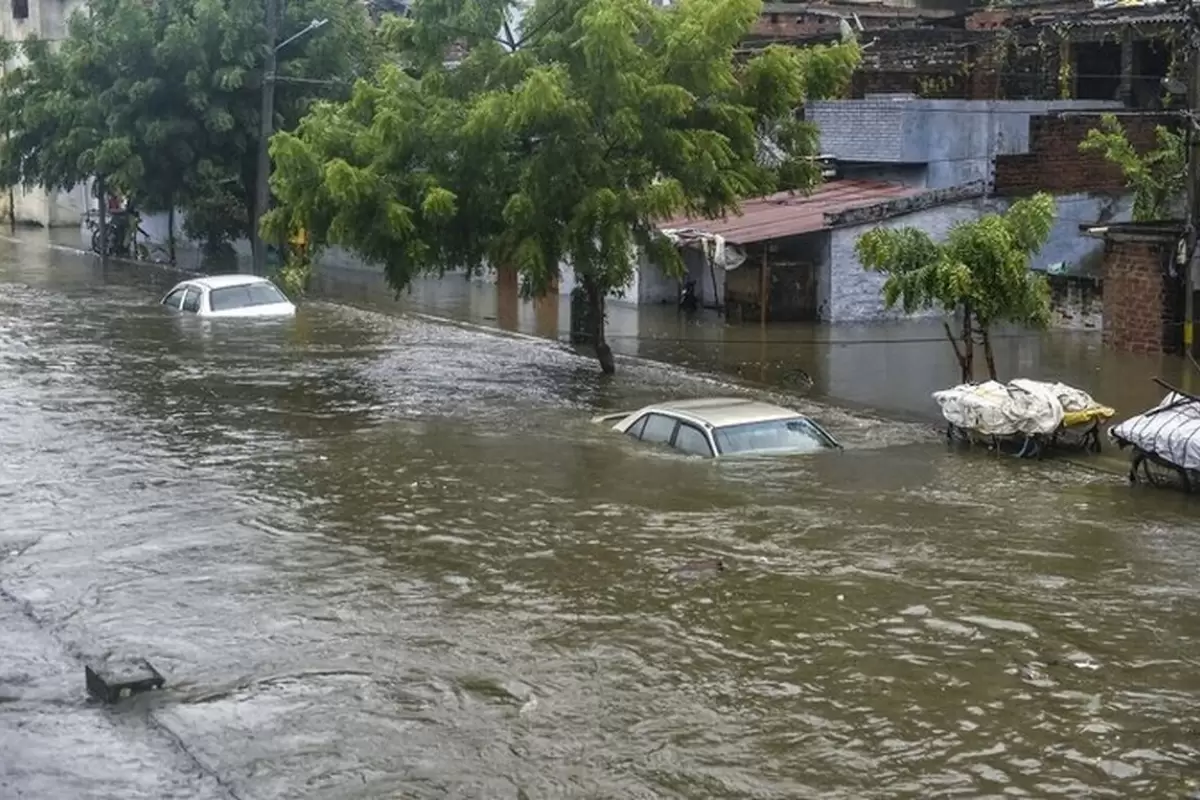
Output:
[981, 326, 998, 381]
[584, 277, 615, 375]
[942, 320, 966, 382]
[167, 202, 177, 265]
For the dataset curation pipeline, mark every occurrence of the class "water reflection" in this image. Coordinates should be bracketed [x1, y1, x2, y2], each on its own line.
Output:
[310, 263, 1191, 422]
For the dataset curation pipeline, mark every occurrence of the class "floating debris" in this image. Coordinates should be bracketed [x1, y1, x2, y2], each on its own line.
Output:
[85, 660, 165, 704]
[670, 559, 726, 580]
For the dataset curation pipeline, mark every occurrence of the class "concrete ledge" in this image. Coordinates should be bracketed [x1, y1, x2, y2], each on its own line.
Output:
[1080, 221, 1184, 243]
[826, 180, 986, 228]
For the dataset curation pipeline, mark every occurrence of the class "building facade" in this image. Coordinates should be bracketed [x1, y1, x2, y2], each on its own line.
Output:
[1, 0, 90, 227]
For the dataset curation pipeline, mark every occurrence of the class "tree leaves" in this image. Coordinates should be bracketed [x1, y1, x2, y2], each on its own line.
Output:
[0, 0, 374, 252]
[855, 193, 1057, 379]
[268, 0, 859, 368]
[1079, 113, 1185, 222]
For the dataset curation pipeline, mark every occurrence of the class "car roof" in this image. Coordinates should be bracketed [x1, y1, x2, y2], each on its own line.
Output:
[173, 274, 274, 291]
[635, 397, 804, 428]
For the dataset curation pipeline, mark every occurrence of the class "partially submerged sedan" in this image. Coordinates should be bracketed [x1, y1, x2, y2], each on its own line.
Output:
[596, 397, 841, 458]
[161, 275, 296, 318]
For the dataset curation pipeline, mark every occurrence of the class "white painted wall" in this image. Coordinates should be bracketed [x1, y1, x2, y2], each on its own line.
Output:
[825, 201, 984, 322]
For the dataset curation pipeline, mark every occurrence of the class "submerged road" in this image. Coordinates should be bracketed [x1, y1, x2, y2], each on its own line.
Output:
[1, 240, 1198, 798]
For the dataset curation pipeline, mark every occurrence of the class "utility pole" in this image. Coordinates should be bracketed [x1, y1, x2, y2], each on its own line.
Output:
[1186, 4, 1200, 359]
[252, 0, 279, 275]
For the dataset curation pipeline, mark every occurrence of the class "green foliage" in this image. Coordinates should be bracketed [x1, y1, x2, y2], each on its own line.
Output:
[0, 0, 374, 252]
[1079, 113, 1186, 222]
[267, 0, 860, 370]
[276, 251, 313, 298]
[855, 193, 1057, 381]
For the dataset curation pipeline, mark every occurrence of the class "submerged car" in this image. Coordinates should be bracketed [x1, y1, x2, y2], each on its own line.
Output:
[160, 275, 296, 318]
[595, 397, 841, 458]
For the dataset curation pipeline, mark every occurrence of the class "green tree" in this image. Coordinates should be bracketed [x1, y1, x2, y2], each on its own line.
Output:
[266, 0, 860, 373]
[855, 193, 1057, 383]
[1079, 113, 1185, 222]
[0, 0, 373, 255]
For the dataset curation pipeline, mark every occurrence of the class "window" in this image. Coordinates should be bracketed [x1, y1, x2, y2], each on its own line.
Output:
[13, 0, 28, 21]
[639, 413, 677, 445]
[673, 423, 713, 457]
[210, 282, 288, 311]
[625, 415, 649, 440]
[714, 417, 835, 456]
[181, 288, 201, 313]
[161, 288, 186, 309]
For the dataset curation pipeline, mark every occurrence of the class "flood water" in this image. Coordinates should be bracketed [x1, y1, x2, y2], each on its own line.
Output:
[2, 238, 1199, 799]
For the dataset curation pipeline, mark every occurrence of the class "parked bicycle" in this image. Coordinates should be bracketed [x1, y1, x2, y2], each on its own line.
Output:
[84, 209, 170, 263]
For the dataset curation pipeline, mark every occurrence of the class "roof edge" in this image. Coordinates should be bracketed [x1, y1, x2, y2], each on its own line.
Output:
[826, 180, 986, 229]
[1080, 220, 1185, 242]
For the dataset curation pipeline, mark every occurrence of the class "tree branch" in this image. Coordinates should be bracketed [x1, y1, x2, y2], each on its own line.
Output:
[942, 319, 965, 364]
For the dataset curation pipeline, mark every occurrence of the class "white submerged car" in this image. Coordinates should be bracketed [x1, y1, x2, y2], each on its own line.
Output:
[160, 275, 296, 318]
[595, 397, 841, 459]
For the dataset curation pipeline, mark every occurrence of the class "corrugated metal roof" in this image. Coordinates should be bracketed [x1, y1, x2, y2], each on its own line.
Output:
[1030, 0, 1184, 24]
[658, 180, 922, 245]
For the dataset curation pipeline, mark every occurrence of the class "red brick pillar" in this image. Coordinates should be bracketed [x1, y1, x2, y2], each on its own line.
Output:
[1101, 239, 1177, 354]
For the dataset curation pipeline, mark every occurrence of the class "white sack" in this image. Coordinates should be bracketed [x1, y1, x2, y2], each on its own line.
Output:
[932, 379, 1101, 437]
[1109, 392, 1200, 472]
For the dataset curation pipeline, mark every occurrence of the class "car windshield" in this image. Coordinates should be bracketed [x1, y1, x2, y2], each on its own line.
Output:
[209, 283, 288, 311]
[713, 417, 834, 455]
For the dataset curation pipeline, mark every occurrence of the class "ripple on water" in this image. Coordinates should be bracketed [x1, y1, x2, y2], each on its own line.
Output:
[1, 257, 1199, 798]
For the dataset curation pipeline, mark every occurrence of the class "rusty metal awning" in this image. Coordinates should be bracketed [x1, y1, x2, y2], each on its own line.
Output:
[657, 180, 923, 246]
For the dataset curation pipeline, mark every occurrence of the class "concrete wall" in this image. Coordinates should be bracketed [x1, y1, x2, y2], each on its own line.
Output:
[1046, 275, 1102, 331]
[0, 0, 86, 43]
[1030, 192, 1133, 274]
[124, 204, 647, 307]
[808, 98, 1125, 189]
[637, 249, 678, 305]
[826, 200, 983, 322]
[824, 192, 1127, 324]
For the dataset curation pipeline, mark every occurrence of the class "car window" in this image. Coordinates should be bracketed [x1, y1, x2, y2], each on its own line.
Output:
[161, 288, 186, 309]
[639, 413, 677, 445]
[625, 414, 649, 439]
[181, 288, 201, 313]
[210, 283, 288, 311]
[673, 423, 713, 457]
[714, 417, 834, 456]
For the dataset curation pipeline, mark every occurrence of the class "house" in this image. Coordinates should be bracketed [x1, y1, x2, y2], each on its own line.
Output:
[745, 0, 1183, 110]
[643, 95, 1167, 325]
[0, 0, 90, 227]
[653, 179, 986, 323]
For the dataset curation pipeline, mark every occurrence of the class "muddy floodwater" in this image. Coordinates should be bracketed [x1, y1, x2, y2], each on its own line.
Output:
[2, 239, 1199, 799]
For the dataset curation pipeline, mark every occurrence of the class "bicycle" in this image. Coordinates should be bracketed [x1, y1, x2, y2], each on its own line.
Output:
[85, 210, 172, 264]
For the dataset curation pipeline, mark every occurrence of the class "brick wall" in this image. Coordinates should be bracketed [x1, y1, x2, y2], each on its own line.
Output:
[751, 13, 839, 38]
[992, 113, 1172, 196]
[1101, 239, 1179, 354]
